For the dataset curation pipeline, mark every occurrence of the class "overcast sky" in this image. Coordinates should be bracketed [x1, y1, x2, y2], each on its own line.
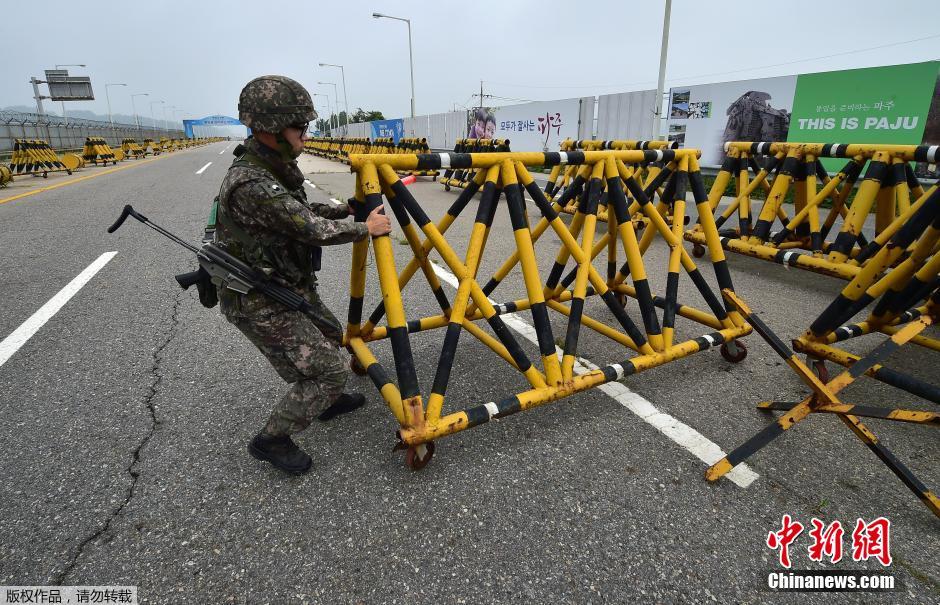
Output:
[2, 0, 938, 123]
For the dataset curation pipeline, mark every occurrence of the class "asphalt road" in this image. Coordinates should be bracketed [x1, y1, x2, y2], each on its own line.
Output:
[0, 141, 937, 604]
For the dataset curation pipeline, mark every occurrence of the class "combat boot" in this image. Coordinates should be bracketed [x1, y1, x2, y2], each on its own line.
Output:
[317, 393, 366, 421]
[248, 433, 312, 474]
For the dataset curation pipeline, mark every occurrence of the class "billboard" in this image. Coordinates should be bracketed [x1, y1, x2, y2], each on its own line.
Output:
[44, 69, 94, 101]
[665, 61, 940, 168]
[371, 119, 404, 143]
[787, 61, 939, 170]
[468, 98, 582, 151]
[666, 75, 797, 166]
[916, 71, 940, 178]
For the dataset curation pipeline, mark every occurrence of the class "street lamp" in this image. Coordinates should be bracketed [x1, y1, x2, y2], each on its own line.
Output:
[315, 91, 334, 132]
[372, 12, 415, 118]
[105, 83, 127, 126]
[150, 100, 164, 134]
[55, 63, 86, 126]
[318, 81, 340, 130]
[130, 93, 148, 132]
[651, 0, 672, 140]
[319, 63, 349, 133]
[312, 93, 330, 134]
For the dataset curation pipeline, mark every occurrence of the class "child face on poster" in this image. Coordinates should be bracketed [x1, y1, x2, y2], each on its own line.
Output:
[485, 115, 496, 139]
[470, 109, 487, 139]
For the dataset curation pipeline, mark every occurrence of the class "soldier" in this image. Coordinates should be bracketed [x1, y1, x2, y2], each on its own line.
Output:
[217, 75, 391, 474]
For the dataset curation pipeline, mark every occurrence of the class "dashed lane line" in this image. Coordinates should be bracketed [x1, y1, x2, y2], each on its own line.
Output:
[0, 251, 118, 368]
[195, 162, 213, 175]
[428, 261, 759, 488]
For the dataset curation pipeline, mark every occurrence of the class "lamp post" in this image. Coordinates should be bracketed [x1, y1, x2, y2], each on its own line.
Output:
[318, 81, 340, 131]
[164, 105, 171, 134]
[55, 63, 86, 127]
[651, 0, 672, 140]
[316, 90, 335, 133]
[151, 100, 164, 135]
[372, 12, 415, 118]
[319, 63, 349, 134]
[312, 93, 330, 134]
[130, 93, 148, 133]
[105, 83, 127, 126]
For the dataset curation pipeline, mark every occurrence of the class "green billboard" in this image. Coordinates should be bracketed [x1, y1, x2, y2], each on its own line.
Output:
[788, 61, 939, 168]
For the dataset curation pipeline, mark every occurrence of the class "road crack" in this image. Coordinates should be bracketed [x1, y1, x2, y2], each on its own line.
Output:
[53, 292, 184, 584]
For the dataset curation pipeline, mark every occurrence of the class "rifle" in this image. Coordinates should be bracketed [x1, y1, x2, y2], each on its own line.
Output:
[107, 204, 343, 340]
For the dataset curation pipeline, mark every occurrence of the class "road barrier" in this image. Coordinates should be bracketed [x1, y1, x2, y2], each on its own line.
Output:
[143, 138, 161, 155]
[82, 137, 118, 166]
[708, 285, 939, 519]
[305, 136, 440, 177]
[706, 184, 940, 518]
[343, 148, 750, 468]
[440, 138, 511, 191]
[122, 139, 146, 159]
[8, 139, 73, 177]
[61, 153, 85, 171]
[548, 139, 680, 223]
[685, 142, 937, 280]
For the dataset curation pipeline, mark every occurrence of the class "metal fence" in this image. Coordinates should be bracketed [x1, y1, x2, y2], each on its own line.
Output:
[0, 110, 185, 154]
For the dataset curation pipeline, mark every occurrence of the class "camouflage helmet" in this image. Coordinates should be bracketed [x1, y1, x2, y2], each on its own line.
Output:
[238, 75, 317, 133]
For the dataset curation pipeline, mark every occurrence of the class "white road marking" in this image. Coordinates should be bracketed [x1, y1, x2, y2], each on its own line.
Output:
[304, 179, 317, 189]
[329, 197, 343, 205]
[0, 252, 118, 368]
[219, 146, 229, 155]
[195, 162, 212, 175]
[428, 262, 759, 488]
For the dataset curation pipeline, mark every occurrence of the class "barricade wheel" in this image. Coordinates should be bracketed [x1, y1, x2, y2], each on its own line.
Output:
[810, 358, 829, 384]
[444, 184, 451, 191]
[615, 293, 627, 308]
[350, 357, 368, 376]
[720, 340, 747, 363]
[692, 243, 706, 258]
[405, 442, 435, 470]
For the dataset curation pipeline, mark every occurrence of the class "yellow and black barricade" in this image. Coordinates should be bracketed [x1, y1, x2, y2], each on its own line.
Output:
[707, 185, 940, 519]
[547, 139, 679, 224]
[686, 142, 935, 278]
[142, 138, 161, 156]
[8, 139, 73, 177]
[343, 148, 751, 469]
[440, 138, 511, 191]
[82, 137, 117, 165]
[121, 138, 146, 159]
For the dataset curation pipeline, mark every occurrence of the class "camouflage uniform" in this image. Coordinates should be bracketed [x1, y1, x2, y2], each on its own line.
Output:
[218, 136, 369, 436]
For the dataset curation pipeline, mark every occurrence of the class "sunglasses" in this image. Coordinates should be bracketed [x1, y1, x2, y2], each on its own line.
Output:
[290, 122, 310, 137]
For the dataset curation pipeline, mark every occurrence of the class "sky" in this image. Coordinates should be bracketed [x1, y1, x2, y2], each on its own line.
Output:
[2, 0, 938, 126]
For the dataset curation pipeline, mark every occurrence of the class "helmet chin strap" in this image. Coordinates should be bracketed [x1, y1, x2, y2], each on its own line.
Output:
[275, 133, 302, 161]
